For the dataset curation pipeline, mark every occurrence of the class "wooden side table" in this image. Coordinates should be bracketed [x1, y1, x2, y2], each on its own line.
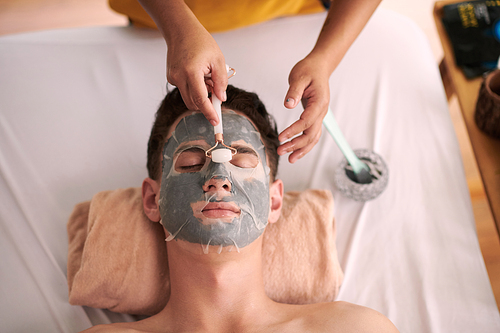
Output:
[434, 1, 500, 233]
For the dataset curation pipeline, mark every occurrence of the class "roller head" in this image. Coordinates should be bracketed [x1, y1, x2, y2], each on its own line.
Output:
[334, 149, 389, 201]
[211, 148, 233, 163]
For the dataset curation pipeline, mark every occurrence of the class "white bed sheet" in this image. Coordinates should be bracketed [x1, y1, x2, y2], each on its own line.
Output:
[1, 8, 499, 332]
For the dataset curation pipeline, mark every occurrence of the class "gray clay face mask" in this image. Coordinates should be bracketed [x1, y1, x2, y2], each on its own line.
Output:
[159, 111, 271, 253]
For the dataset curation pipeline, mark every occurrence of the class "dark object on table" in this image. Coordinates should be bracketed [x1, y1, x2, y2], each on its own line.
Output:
[475, 69, 500, 138]
[442, 1, 500, 78]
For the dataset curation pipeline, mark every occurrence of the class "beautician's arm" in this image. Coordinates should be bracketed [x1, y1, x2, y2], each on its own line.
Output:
[279, 0, 382, 163]
[137, 0, 227, 126]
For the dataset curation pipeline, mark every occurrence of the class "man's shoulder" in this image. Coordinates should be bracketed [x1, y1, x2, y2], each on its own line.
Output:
[302, 301, 399, 333]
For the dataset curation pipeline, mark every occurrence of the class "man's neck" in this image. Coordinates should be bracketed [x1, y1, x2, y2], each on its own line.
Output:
[158, 238, 276, 332]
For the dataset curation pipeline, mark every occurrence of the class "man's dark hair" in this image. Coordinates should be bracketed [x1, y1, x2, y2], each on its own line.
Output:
[147, 85, 280, 180]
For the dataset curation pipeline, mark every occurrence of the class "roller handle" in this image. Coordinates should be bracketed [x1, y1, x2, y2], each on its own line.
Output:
[323, 108, 369, 174]
[212, 94, 223, 135]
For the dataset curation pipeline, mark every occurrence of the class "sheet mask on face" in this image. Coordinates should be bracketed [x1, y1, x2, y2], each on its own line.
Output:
[159, 111, 271, 254]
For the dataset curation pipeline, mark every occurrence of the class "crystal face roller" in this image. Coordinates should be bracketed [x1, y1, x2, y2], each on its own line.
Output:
[205, 65, 237, 163]
[323, 107, 389, 201]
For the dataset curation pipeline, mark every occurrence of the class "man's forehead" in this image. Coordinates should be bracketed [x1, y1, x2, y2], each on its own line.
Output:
[166, 111, 262, 149]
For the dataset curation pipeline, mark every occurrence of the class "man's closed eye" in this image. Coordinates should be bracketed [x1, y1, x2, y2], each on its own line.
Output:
[175, 148, 206, 172]
[230, 146, 259, 168]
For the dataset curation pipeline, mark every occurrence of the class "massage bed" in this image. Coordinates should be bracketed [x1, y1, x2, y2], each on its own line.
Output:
[1, 7, 499, 332]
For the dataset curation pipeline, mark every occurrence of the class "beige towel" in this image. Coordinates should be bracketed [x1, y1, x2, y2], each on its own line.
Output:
[68, 188, 343, 315]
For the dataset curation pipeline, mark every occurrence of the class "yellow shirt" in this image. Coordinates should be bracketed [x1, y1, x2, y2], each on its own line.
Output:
[109, 0, 325, 33]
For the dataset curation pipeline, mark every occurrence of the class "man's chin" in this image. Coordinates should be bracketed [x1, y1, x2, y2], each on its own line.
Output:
[169, 237, 243, 255]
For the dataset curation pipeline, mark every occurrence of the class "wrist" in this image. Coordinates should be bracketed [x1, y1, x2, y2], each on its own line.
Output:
[305, 48, 341, 77]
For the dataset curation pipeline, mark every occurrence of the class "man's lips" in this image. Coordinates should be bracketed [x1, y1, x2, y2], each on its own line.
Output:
[202, 202, 241, 218]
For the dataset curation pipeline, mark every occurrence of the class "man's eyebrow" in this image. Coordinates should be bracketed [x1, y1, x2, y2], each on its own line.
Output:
[174, 142, 210, 156]
[179, 147, 205, 153]
[232, 144, 258, 157]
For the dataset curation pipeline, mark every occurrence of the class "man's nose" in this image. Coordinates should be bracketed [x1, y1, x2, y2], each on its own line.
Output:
[202, 176, 232, 193]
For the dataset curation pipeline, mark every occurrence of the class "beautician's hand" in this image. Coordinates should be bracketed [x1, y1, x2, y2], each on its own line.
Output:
[278, 55, 330, 163]
[277, 0, 381, 163]
[138, 0, 228, 126]
[166, 27, 227, 126]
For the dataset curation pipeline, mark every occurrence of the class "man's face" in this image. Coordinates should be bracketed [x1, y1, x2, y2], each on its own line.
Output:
[158, 111, 271, 253]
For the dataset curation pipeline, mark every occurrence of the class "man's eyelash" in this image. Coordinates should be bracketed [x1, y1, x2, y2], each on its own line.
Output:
[179, 164, 204, 171]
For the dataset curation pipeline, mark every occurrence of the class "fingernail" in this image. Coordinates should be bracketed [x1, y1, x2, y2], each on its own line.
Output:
[286, 98, 295, 104]
[210, 119, 218, 126]
[223, 91, 227, 101]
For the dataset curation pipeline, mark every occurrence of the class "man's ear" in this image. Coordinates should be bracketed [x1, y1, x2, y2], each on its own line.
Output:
[142, 177, 161, 222]
[268, 179, 284, 224]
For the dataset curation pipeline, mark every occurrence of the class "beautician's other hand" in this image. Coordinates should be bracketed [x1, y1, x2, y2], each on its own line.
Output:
[166, 27, 227, 126]
[276, 0, 381, 163]
[278, 55, 330, 163]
